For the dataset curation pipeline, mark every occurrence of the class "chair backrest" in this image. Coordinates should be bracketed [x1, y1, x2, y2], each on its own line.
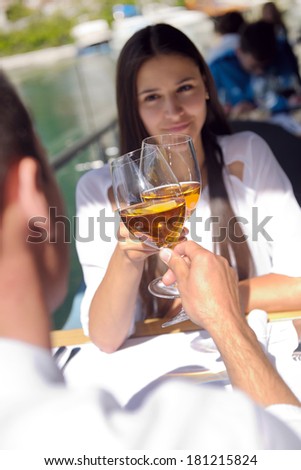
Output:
[230, 120, 301, 206]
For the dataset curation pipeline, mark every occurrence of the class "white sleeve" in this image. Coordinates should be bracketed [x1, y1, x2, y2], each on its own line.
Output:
[266, 404, 301, 442]
[245, 133, 301, 276]
[112, 381, 301, 449]
[75, 167, 141, 337]
[75, 167, 119, 335]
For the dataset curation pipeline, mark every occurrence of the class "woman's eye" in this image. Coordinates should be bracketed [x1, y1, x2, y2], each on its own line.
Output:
[144, 94, 159, 102]
[178, 84, 193, 92]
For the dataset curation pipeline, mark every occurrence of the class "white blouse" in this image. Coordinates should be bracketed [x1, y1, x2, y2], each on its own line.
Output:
[76, 131, 301, 335]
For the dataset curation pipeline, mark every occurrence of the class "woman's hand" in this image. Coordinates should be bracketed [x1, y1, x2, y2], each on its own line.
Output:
[117, 222, 188, 263]
[117, 222, 158, 262]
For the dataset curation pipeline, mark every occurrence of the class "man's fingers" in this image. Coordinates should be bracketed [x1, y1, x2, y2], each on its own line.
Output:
[172, 240, 205, 258]
[161, 268, 177, 285]
[159, 247, 189, 281]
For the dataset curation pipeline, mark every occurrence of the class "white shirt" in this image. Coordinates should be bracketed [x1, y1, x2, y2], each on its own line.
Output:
[1, 339, 301, 449]
[76, 131, 301, 335]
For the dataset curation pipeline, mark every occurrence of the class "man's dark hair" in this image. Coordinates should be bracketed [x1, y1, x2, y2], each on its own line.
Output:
[215, 11, 246, 35]
[240, 20, 277, 63]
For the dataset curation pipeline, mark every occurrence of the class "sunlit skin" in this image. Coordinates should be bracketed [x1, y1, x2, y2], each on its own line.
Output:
[137, 54, 209, 171]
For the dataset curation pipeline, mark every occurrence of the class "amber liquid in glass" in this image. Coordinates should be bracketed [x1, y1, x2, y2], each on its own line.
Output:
[120, 198, 186, 248]
[142, 181, 200, 219]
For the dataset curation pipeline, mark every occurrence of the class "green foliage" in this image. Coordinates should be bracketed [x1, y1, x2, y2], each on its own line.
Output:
[6, 1, 33, 22]
[0, 15, 75, 56]
[0, 1, 186, 56]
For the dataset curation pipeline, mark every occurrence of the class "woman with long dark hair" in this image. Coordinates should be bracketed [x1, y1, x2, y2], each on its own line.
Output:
[76, 24, 301, 352]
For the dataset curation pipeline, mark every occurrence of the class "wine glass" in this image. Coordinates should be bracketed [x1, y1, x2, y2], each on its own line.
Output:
[142, 134, 202, 327]
[111, 147, 186, 286]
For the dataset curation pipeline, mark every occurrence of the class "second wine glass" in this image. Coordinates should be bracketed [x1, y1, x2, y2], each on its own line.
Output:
[142, 134, 202, 327]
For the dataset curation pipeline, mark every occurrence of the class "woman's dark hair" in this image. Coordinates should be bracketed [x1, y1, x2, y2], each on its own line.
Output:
[116, 24, 252, 317]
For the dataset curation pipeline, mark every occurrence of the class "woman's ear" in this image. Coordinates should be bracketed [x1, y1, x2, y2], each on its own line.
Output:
[18, 157, 49, 220]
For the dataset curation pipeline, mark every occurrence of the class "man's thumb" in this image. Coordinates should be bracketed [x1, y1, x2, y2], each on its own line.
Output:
[159, 248, 173, 265]
[159, 247, 189, 282]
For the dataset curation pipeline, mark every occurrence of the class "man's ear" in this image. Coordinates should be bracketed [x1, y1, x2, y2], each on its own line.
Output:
[18, 157, 49, 220]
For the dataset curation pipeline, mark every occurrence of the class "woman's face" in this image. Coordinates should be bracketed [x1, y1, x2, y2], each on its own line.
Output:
[136, 54, 208, 156]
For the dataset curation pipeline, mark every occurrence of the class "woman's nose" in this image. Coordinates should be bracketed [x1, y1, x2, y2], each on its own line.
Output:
[164, 96, 183, 117]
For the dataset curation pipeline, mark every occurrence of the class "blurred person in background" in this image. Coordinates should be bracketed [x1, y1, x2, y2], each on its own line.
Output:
[261, 2, 301, 87]
[209, 20, 301, 117]
[261, 1, 288, 40]
[207, 11, 247, 65]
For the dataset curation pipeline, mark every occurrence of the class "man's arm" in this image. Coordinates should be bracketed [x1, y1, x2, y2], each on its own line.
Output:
[160, 241, 300, 407]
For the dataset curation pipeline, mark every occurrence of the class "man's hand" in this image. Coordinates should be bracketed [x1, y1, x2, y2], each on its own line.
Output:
[160, 241, 301, 407]
[159, 241, 242, 333]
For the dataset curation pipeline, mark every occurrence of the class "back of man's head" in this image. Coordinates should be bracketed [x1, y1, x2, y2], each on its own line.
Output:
[240, 20, 277, 63]
[0, 72, 40, 208]
[215, 11, 246, 35]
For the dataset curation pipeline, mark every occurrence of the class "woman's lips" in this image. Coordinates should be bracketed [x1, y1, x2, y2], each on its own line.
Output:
[164, 123, 190, 133]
